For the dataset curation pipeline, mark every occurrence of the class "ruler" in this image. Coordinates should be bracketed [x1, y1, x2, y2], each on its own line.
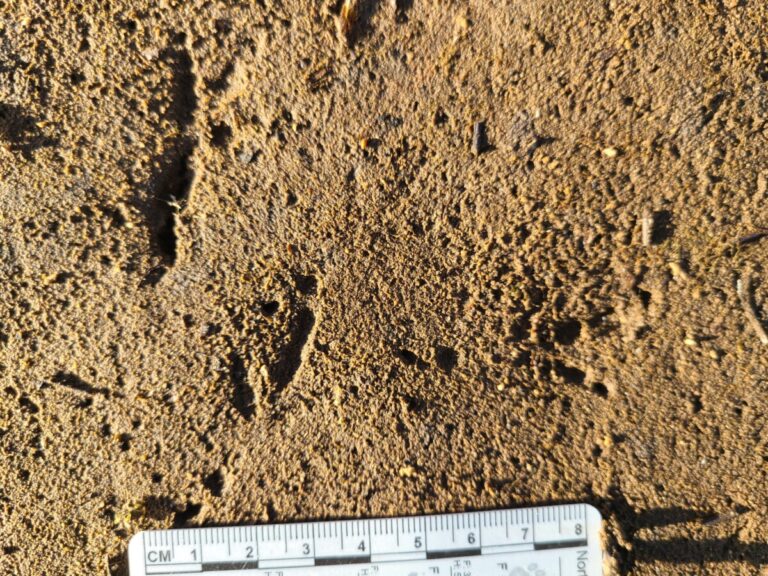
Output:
[129, 504, 603, 576]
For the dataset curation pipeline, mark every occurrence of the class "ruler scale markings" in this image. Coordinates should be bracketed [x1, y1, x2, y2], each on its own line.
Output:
[130, 505, 602, 575]
[585, 502, 589, 545]
[311, 520, 316, 558]
[477, 512, 482, 548]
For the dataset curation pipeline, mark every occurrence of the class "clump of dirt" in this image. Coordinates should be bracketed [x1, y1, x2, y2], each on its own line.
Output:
[0, 2, 767, 575]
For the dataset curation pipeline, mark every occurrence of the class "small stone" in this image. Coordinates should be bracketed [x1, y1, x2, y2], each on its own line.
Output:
[333, 385, 344, 407]
[454, 15, 469, 39]
[398, 465, 416, 478]
[669, 260, 691, 282]
[684, 336, 698, 347]
[237, 147, 253, 164]
[602, 147, 619, 158]
[141, 47, 159, 61]
[691, 285, 703, 299]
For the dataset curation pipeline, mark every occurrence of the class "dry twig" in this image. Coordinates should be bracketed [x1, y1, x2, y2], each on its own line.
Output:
[641, 205, 654, 246]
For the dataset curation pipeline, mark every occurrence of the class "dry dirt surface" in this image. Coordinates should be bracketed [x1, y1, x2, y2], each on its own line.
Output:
[1, 1, 767, 574]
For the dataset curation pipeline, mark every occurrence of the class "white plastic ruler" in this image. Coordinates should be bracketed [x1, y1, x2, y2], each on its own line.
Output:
[129, 504, 603, 576]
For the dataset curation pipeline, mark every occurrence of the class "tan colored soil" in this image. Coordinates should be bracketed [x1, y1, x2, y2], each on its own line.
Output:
[1, 1, 767, 574]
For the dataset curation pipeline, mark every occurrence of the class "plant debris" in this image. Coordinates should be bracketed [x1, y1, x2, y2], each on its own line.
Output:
[737, 227, 768, 246]
[472, 121, 488, 155]
[641, 205, 654, 246]
[338, 0, 360, 45]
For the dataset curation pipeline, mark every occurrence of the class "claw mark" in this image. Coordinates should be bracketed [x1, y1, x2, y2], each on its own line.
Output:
[269, 307, 316, 396]
[52, 371, 112, 397]
[148, 42, 199, 266]
[230, 350, 255, 419]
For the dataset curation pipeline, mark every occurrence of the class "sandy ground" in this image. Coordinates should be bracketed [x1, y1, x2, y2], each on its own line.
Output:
[1, 1, 767, 574]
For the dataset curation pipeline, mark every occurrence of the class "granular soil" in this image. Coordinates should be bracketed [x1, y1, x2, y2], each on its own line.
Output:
[0, 1, 767, 574]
